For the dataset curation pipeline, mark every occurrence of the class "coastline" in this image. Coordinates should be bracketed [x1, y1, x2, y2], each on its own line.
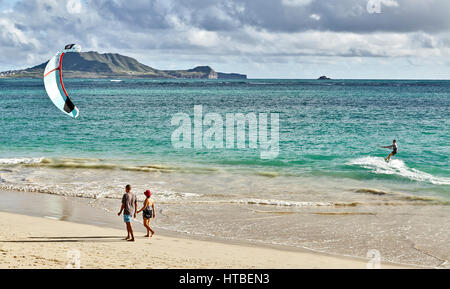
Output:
[1, 0, 449, 274]
[0, 211, 409, 269]
[0, 190, 411, 269]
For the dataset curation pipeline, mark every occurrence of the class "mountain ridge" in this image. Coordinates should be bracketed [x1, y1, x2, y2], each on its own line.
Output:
[0, 51, 246, 79]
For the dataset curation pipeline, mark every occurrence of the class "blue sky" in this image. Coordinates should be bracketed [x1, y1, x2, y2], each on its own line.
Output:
[0, 0, 449, 79]
[0, 0, 16, 10]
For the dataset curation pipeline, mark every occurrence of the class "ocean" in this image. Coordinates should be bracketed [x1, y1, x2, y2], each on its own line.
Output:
[0, 78, 449, 267]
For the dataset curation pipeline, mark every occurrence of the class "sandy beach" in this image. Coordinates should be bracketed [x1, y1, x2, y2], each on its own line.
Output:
[0, 211, 410, 269]
[1, 0, 449, 274]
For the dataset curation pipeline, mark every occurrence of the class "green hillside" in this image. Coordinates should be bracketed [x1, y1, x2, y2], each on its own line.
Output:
[0, 52, 246, 79]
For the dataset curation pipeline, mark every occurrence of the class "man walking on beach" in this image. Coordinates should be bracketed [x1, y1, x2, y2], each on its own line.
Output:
[118, 184, 137, 242]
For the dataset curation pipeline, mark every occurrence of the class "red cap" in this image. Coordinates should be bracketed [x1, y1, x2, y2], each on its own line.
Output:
[144, 190, 151, 198]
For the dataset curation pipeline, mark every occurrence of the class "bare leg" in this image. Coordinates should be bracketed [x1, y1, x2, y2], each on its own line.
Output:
[126, 222, 135, 241]
[149, 219, 155, 237]
[143, 219, 150, 237]
[385, 152, 393, 162]
[125, 223, 130, 240]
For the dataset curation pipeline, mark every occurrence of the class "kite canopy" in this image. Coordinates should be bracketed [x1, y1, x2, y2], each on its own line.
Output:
[43, 44, 81, 118]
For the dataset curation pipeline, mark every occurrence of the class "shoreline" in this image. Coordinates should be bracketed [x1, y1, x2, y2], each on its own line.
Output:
[0, 211, 410, 269]
[0, 190, 413, 269]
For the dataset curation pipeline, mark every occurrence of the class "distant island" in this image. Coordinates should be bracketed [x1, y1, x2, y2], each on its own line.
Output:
[0, 51, 247, 79]
[317, 75, 331, 80]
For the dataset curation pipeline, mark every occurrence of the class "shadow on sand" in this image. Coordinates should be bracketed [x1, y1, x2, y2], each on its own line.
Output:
[0, 236, 127, 243]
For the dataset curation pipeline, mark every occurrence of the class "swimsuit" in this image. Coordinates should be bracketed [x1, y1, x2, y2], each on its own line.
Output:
[143, 200, 153, 219]
[123, 214, 132, 223]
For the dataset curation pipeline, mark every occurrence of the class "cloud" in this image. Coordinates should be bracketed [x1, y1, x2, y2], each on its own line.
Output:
[66, 0, 83, 14]
[381, 0, 399, 7]
[310, 14, 320, 21]
[0, 18, 35, 47]
[0, 0, 449, 78]
[281, 0, 314, 7]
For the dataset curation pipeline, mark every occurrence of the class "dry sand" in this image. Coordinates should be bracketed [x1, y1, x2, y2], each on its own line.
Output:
[0, 211, 410, 269]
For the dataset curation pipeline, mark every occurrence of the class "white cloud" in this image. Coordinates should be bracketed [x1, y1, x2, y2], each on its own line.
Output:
[310, 14, 320, 21]
[66, 0, 83, 14]
[0, 0, 449, 78]
[381, 0, 399, 7]
[188, 29, 220, 47]
[281, 0, 313, 7]
[0, 18, 37, 47]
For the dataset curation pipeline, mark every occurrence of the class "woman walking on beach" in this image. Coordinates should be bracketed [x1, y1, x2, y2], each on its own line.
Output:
[137, 189, 155, 237]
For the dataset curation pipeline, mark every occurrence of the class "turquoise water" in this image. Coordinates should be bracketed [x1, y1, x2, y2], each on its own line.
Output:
[0, 78, 449, 192]
[1, 78, 449, 267]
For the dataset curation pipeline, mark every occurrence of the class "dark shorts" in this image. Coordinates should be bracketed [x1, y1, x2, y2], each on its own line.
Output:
[392, 149, 397, 156]
[143, 212, 152, 219]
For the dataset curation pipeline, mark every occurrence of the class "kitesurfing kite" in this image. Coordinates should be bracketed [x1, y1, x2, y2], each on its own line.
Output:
[43, 44, 81, 118]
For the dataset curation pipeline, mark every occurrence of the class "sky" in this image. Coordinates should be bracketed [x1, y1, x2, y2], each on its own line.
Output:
[0, 0, 449, 79]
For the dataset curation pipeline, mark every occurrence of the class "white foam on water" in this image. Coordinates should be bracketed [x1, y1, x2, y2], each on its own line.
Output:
[0, 157, 43, 165]
[155, 189, 201, 200]
[230, 198, 335, 207]
[0, 183, 201, 202]
[348, 157, 450, 185]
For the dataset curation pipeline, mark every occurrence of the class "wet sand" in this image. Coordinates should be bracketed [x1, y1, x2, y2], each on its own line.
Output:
[0, 191, 409, 269]
[0, 211, 409, 269]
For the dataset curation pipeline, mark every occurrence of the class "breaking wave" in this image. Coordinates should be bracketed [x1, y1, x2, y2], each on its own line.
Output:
[0, 157, 44, 165]
[348, 157, 450, 185]
[194, 198, 361, 207]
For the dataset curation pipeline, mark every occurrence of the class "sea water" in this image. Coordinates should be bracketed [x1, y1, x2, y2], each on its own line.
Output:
[0, 78, 449, 267]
